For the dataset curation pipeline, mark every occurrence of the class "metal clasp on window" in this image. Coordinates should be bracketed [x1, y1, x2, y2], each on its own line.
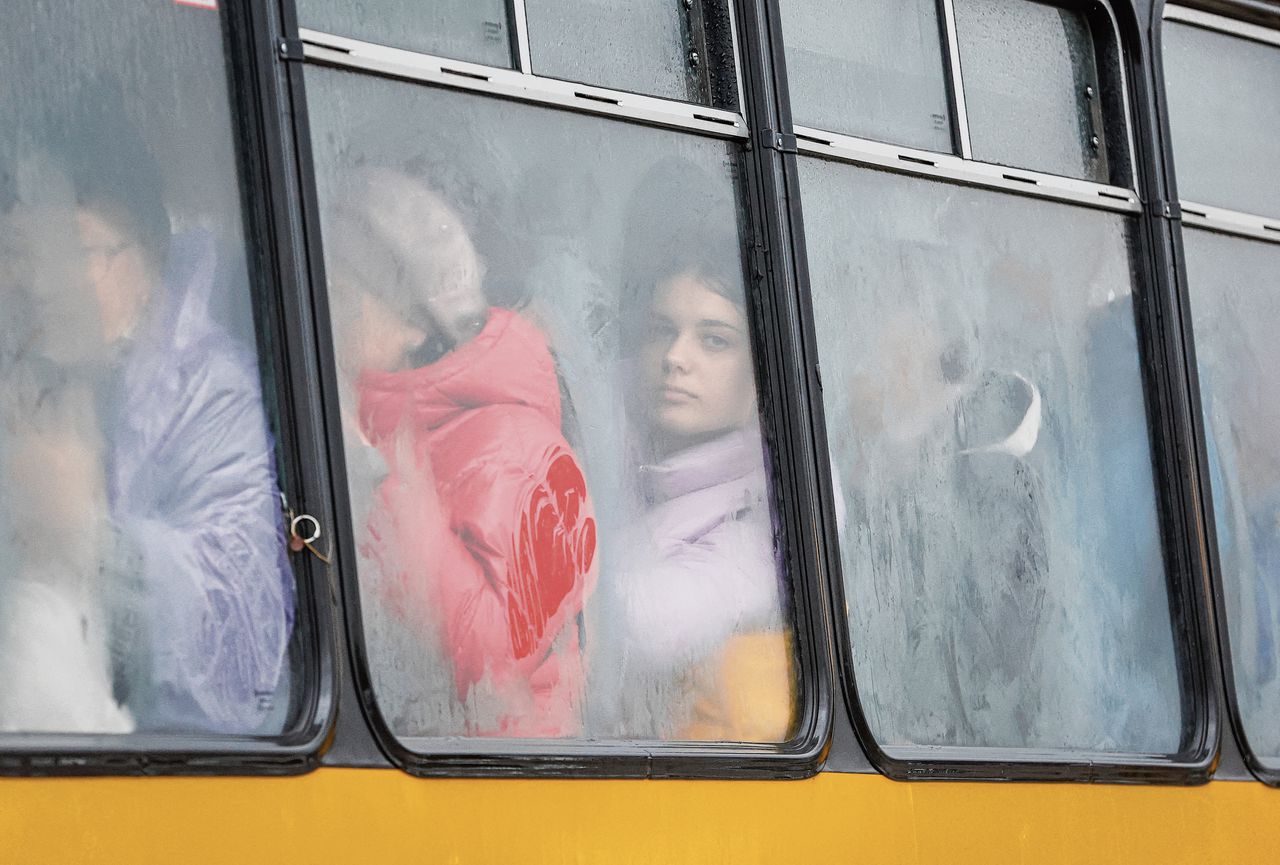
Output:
[758, 128, 798, 155]
[278, 37, 305, 62]
[281, 492, 331, 564]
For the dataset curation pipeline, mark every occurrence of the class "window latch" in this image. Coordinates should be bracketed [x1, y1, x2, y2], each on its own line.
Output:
[281, 492, 331, 565]
[1151, 199, 1182, 221]
[278, 37, 305, 63]
[758, 128, 797, 155]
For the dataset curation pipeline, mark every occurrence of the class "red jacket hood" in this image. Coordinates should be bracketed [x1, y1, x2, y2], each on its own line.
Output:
[358, 307, 562, 444]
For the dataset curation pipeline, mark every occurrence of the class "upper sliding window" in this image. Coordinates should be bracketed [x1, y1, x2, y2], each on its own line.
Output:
[1162, 8, 1280, 776]
[777, 0, 954, 150]
[301, 67, 801, 749]
[294, 0, 515, 68]
[954, 0, 1117, 183]
[525, 0, 739, 106]
[778, 0, 1129, 185]
[0, 2, 303, 742]
[1163, 17, 1280, 218]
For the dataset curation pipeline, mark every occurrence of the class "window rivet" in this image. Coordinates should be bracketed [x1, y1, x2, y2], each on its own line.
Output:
[1084, 84, 1096, 98]
[1090, 134, 1101, 149]
[689, 51, 700, 67]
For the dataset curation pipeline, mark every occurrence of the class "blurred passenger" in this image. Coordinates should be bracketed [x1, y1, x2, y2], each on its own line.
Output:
[1201, 302, 1280, 713]
[841, 290, 1051, 747]
[618, 234, 793, 742]
[0, 97, 295, 734]
[0, 212, 131, 730]
[330, 168, 597, 737]
[78, 113, 294, 734]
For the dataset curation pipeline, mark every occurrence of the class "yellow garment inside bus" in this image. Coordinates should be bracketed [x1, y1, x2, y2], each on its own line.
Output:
[681, 629, 796, 742]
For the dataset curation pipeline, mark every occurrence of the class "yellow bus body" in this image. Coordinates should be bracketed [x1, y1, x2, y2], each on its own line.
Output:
[3, 770, 1277, 863]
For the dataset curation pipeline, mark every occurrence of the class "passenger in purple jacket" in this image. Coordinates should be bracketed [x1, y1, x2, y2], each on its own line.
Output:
[70, 132, 294, 734]
[617, 233, 791, 739]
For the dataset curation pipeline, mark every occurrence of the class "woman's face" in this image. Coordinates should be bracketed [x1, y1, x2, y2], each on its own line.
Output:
[642, 273, 756, 445]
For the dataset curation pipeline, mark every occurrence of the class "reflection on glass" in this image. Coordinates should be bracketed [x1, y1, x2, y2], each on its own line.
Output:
[799, 158, 1181, 753]
[526, 0, 735, 106]
[304, 66, 796, 741]
[779, 0, 953, 151]
[955, 0, 1108, 181]
[1163, 21, 1280, 218]
[1183, 228, 1280, 762]
[0, 2, 295, 735]
[295, 0, 513, 68]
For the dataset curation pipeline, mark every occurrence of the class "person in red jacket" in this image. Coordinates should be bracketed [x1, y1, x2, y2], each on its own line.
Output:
[328, 168, 597, 737]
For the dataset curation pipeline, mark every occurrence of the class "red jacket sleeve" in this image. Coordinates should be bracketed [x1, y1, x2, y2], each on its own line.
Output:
[378, 432, 596, 701]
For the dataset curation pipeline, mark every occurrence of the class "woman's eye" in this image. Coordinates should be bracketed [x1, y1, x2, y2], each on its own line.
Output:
[701, 333, 731, 351]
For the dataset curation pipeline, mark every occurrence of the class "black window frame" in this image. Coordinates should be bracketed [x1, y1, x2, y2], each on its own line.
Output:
[0, 0, 338, 777]
[768, 0, 1221, 783]
[276, 0, 836, 779]
[6, 0, 1257, 787]
[1155, 0, 1280, 788]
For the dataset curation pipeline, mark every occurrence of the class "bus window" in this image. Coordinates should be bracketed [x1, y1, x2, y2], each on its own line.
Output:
[953, 0, 1111, 182]
[1163, 20, 1280, 219]
[0, 2, 299, 737]
[1163, 9, 1280, 770]
[303, 66, 797, 744]
[800, 160, 1181, 753]
[524, 0, 738, 107]
[785, 0, 1194, 764]
[1181, 230, 1280, 764]
[294, 0, 515, 68]
[779, 0, 954, 152]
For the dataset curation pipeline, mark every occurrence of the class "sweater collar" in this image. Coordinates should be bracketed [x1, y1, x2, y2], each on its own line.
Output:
[639, 427, 765, 504]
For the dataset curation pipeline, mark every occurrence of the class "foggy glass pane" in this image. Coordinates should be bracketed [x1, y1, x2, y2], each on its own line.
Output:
[1183, 228, 1280, 762]
[296, 0, 513, 68]
[779, 0, 953, 151]
[526, 0, 735, 106]
[956, 0, 1108, 182]
[1163, 22, 1280, 218]
[304, 66, 796, 742]
[0, 2, 297, 735]
[799, 158, 1182, 752]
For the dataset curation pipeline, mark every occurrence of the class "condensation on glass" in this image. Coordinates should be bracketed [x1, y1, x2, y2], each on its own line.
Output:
[1182, 229, 1280, 762]
[1162, 21, 1280, 218]
[295, 0, 514, 68]
[0, 2, 297, 735]
[799, 159, 1182, 753]
[303, 66, 796, 742]
[524, 0, 738, 107]
[779, 0, 953, 152]
[955, 0, 1110, 182]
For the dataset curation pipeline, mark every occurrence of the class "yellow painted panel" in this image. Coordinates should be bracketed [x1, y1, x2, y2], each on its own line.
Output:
[1, 769, 1277, 864]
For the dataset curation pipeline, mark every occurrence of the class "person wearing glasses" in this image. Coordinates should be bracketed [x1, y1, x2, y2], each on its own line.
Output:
[0, 91, 294, 735]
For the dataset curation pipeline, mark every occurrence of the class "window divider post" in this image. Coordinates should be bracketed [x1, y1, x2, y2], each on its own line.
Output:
[939, 0, 974, 158]
[509, 0, 534, 73]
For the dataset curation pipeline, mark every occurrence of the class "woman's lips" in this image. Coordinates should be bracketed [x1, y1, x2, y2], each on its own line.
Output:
[661, 385, 698, 404]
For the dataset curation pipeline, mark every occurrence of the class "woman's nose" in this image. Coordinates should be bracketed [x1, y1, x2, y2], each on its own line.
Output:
[663, 334, 692, 374]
